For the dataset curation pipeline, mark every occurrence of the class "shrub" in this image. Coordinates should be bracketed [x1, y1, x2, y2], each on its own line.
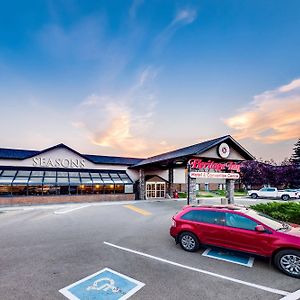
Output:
[250, 202, 300, 224]
[178, 192, 187, 198]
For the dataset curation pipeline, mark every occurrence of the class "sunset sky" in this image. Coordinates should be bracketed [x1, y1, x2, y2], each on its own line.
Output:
[0, 0, 299, 162]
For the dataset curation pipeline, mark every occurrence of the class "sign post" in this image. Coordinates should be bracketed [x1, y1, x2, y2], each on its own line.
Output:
[187, 159, 240, 205]
[187, 163, 190, 205]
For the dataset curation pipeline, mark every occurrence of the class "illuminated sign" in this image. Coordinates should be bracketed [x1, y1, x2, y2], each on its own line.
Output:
[188, 159, 240, 173]
[32, 157, 85, 168]
[190, 172, 240, 179]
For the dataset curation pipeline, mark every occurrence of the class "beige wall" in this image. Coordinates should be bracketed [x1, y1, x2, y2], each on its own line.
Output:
[196, 145, 245, 160]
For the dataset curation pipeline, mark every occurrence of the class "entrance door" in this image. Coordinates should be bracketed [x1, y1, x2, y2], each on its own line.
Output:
[146, 182, 165, 199]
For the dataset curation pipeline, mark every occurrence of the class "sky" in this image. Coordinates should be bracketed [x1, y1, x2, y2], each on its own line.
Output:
[0, 0, 300, 162]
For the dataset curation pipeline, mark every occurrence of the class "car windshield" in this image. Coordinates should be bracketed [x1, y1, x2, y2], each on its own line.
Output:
[246, 210, 287, 230]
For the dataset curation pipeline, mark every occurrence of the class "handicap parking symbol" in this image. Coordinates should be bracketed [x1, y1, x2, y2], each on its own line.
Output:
[59, 268, 145, 300]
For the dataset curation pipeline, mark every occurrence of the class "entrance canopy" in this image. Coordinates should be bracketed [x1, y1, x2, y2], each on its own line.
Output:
[131, 135, 254, 170]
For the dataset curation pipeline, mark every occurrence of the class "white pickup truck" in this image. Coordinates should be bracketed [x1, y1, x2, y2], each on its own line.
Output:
[247, 187, 299, 201]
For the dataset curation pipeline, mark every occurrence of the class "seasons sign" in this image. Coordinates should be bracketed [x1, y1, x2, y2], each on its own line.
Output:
[32, 157, 85, 168]
[188, 159, 240, 173]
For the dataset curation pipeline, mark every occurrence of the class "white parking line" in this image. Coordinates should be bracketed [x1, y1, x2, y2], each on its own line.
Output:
[54, 204, 91, 214]
[104, 241, 290, 297]
[280, 289, 300, 300]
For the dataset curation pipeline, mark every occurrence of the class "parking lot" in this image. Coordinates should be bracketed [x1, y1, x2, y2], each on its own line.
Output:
[0, 199, 299, 300]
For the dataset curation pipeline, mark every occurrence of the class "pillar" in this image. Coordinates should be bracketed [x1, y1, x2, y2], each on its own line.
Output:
[139, 168, 145, 200]
[168, 168, 174, 197]
[186, 166, 197, 205]
[226, 179, 235, 204]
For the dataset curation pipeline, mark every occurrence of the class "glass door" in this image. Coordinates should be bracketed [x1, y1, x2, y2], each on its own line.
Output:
[146, 182, 165, 199]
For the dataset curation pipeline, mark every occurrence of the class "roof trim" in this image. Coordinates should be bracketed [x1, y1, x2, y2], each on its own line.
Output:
[131, 135, 254, 168]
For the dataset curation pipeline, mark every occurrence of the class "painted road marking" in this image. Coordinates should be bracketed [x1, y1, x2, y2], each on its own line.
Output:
[104, 241, 290, 297]
[123, 205, 152, 216]
[202, 248, 254, 267]
[54, 205, 91, 215]
[59, 267, 145, 300]
[280, 289, 300, 300]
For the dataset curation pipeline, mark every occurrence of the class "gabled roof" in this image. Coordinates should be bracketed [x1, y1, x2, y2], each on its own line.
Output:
[132, 135, 254, 168]
[0, 135, 254, 168]
[0, 143, 144, 166]
[83, 154, 143, 165]
[0, 148, 39, 160]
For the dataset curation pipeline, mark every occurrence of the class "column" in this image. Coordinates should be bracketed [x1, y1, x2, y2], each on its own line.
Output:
[226, 179, 235, 204]
[186, 166, 197, 205]
[189, 177, 197, 205]
[139, 168, 145, 200]
[168, 168, 174, 197]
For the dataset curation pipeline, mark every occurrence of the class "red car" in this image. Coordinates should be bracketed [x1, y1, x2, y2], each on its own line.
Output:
[170, 205, 300, 278]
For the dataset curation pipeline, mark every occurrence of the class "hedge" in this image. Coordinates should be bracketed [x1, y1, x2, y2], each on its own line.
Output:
[250, 202, 300, 224]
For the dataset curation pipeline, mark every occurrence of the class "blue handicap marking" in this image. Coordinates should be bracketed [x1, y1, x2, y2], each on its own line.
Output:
[59, 268, 145, 300]
[202, 248, 254, 267]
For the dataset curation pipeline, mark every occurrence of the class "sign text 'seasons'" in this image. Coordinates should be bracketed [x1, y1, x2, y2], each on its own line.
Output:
[33, 157, 85, 168]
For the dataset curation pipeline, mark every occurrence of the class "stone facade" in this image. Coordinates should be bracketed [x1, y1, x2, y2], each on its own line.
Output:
[0, 193, 135, 206]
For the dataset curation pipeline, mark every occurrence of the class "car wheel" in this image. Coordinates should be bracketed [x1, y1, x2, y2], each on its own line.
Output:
[274, 250, 300, 278]
[251, 193, 258, 199]
[281, 194, 290, 201]
[179, 232, 200, 252]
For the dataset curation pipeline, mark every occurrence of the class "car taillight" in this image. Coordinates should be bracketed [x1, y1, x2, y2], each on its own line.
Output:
[172, 219, 176, 227]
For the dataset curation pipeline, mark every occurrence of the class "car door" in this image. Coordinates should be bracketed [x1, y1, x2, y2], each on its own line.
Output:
[266, 188, 277, 198]
[259, 188, 269, 197]
[224, 212, 272, 255]
[192, 210, 231, 247]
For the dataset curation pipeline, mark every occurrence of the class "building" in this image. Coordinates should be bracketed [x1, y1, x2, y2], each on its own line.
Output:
[0, 135, 254, 205]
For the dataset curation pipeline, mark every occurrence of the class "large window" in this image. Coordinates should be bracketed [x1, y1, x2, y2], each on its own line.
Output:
[0, 169, 133, 196]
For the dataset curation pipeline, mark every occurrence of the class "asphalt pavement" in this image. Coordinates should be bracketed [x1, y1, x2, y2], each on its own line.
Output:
[0, 198, 299, 300]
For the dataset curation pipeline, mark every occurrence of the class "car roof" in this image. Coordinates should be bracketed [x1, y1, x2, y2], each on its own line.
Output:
[183, 204, 249, 212]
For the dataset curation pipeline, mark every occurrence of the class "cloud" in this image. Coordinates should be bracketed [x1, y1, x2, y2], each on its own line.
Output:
[154, 8, 197, 53]
[36, 15, 105, 61]
[224, 78, 300, 143]
[73, 67, 173, 156]
[129, 0, 144, 19]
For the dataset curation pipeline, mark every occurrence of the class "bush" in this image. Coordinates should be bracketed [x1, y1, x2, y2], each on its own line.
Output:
[250, 202, 300, 224]
[178, 192, 187, 198]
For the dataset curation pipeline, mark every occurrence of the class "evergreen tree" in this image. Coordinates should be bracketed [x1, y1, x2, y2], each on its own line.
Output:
[291, 138, 300, 164]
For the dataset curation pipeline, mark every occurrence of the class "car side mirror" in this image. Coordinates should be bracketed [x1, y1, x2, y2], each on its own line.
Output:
[255, 225, 265, 232]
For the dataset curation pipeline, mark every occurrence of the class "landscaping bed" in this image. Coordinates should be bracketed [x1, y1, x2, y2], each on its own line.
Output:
[250, 201, 300, 224]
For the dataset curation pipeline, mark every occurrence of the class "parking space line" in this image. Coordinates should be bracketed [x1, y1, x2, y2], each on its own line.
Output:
[54, 204, 91, 214]
[104, 241, 290, 297]
[123, 205, 152, 216]
[280, 289, 300, 300]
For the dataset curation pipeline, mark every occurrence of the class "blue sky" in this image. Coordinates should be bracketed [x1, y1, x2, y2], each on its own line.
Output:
[0, 0, 300, 161]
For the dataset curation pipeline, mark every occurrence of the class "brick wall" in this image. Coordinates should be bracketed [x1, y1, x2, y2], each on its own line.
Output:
[0, 193, 135, 206]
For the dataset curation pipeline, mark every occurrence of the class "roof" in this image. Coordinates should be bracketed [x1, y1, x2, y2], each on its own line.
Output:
[132, 135, 254, 168]
[0, 144, 144, 166]
[0, 135, 254, 168]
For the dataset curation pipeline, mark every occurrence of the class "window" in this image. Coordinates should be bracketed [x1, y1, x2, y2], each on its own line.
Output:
[225, 213, 258, 231]
[0, 168, 132, 197]
[1, 170, 17, 176]
[181, 210, 225, 225]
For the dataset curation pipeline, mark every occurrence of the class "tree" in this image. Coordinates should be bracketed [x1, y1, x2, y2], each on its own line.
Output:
[291, 138, 300, 164]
